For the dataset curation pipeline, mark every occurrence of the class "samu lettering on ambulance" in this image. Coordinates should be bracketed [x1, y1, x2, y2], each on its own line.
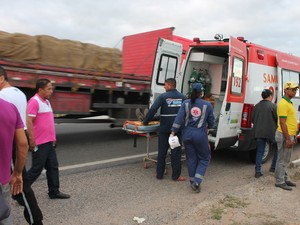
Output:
[263, 73, 277, 83]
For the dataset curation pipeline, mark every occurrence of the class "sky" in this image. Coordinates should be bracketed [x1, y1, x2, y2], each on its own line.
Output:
[1, 0, 300, 56]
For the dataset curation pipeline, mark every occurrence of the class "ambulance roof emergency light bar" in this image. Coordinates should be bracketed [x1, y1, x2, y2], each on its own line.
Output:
[193, 34, 224, 43]
[214, 34, 223, 41]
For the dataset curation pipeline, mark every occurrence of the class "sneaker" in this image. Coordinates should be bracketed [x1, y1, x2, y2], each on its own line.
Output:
[191, 182, 201, 193]
[143, 108, 149, 117]
[269, 167, 275, 173]
[255, 172, 263, 178]
[135, 108, 144, 121]
[285, 180, 296, 187]
[275, 183, 292, 191]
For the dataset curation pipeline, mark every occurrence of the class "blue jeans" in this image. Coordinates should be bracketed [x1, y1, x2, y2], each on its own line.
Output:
[255, 138, 278, 173]
[0, 184, 12, 225]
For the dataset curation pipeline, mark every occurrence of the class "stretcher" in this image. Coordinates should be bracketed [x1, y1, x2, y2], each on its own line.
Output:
[123, 120, 159, 168]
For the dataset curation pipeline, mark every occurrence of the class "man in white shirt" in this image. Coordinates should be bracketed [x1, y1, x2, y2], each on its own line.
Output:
[0, 66, 43, 225]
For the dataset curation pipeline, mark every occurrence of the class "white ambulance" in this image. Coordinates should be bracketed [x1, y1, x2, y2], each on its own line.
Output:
[151, 36, 300, 162]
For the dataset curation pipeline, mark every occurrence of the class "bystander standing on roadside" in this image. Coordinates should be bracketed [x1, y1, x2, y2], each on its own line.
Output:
[143, 78, 186, 181]
[275, 81, 298, 191]
[171, 83, 215, 193]
[0, 66, 44, 225]
[0, 98, 28, 225]
[251, 89, 278, 178]
[26, 78, 70, 199]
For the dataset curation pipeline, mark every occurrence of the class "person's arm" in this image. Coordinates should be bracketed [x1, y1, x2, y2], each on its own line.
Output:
[207, 103, 215, 129]
[143, 96, 163, 125]
[10, 127, 28, 195]
[26, 115, 36, 151]
[279, 117, 293, 148]
[171, 102, 186, 135]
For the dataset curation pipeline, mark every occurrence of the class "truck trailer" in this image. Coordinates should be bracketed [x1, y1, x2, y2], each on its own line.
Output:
[0, 27, 191, 126]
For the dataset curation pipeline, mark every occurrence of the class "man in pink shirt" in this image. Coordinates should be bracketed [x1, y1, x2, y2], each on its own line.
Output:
[0, 99, 28, 224]
[27, 78, 70, 199]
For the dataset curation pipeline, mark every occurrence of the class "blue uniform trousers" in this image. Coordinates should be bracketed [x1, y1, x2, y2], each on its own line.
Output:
[183, 127, 211, 185]
[157, 132, 182, 180]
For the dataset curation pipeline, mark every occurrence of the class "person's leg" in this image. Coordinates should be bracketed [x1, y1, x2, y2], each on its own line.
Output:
[193, 141, 211, 185]
[44, 143, 60, 197]
[274, 131, 293, 190]
[13, 169, 43, 225]
[270, 140, 278, 172]
[27, 144, 49, 185]
[275, 131, 286, 185]
[255, 138, 266, 176]
[156, 132, 169, 179]
[171, 133, 183, 180]
[0, 184, 12, 225]
[12, 134, 43, 225]
[184, 140, 197, 182]
[283, 136, 294, 182]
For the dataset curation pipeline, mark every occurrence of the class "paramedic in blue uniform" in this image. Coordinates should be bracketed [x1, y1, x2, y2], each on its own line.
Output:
[143, 78, 186, 181]
[171, 83, 214, 193]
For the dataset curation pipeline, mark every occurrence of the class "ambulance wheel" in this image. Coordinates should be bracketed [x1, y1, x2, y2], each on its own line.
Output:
[249, 142, 270, 164]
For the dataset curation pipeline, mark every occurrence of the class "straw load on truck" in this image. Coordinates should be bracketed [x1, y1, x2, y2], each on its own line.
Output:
[0, 30, 122, 73]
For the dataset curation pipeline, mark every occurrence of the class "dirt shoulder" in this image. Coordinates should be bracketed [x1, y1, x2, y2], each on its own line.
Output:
[174, 167, 300, 225]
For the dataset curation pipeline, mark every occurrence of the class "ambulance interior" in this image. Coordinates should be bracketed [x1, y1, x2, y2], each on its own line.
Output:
[182, 50, 228, 136]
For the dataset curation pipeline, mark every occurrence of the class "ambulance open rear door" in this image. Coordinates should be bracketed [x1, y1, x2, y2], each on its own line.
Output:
[150, 38, 183, 106]
[213, 36, 248, 150]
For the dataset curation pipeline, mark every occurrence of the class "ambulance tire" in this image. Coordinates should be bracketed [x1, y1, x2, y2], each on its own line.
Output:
[249, 142, 270, 164]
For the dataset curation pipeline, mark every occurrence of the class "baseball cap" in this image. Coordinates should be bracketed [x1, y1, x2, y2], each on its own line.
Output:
[192, 83, 204, 93]
[284, 81, 299, 90]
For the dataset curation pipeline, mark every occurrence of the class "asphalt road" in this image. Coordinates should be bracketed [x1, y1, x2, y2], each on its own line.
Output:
[26, 123, 159, 172]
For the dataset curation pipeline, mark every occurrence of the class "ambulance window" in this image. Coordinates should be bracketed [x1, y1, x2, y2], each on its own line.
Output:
[156, 54, 178, 85]
[230, 57, 244, 95]
[281, 69, 300, 98]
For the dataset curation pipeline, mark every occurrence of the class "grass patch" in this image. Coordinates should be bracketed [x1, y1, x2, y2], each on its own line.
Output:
[210, 195, 249, 220]
[229, 222, 251, 225]
[220, 195, 249, 208]
[291, 171, 300, 180]
[210, 206, 224, 220]
[261, 220, 285, 225]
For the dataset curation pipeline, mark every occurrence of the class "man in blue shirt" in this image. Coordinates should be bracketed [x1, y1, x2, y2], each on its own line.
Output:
[143, 78, 186, 181]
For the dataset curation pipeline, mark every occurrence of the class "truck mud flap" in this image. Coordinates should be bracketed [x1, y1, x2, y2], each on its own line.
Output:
[236, 128, 256, 151]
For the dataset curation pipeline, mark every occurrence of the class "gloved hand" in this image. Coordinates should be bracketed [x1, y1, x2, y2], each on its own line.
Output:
[168, 135, 181, 149]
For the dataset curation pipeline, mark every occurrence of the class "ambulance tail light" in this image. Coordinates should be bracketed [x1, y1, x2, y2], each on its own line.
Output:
[237, 37, 245, 42]
[193, 37, 200, 43]
[241, 103, 254, 128]
[257, 50, 265, 60]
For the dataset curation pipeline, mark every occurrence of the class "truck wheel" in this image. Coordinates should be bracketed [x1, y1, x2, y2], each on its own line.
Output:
[249, 142, 270, 164]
